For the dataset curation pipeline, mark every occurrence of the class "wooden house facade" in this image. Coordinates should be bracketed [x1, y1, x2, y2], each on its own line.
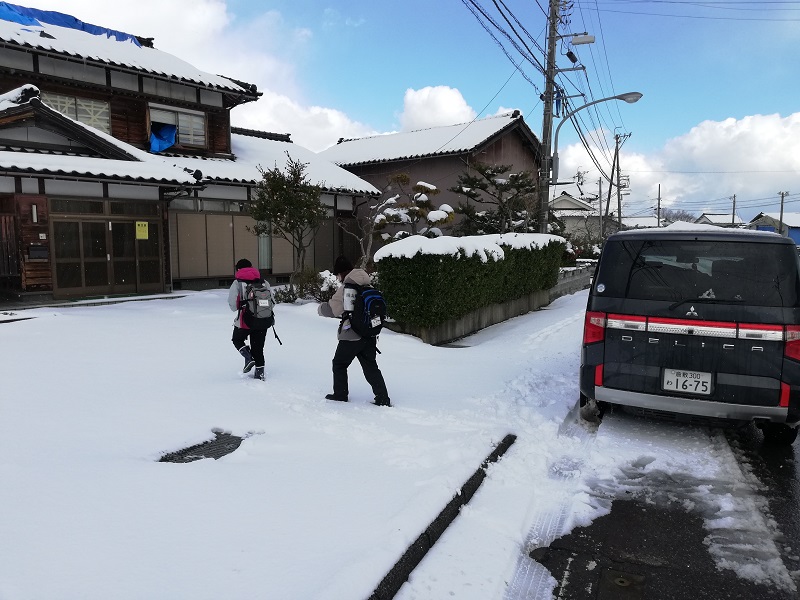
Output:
[0, 4, 376, 300]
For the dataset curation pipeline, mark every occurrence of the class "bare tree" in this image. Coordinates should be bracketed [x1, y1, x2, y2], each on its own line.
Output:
[661, 208, 696, 223]
[338, 173, 454, 267]
[337, 192, 396, 269]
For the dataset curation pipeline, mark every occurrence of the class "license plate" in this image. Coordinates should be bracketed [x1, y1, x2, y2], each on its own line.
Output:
[662, 369, 712, 395]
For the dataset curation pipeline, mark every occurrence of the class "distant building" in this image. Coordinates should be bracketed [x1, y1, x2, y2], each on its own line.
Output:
[621, 215, 663, 230]
[694, 213, 744, 227]
[748, 212, 800, 244]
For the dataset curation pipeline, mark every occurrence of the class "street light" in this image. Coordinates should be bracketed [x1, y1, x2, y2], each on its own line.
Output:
[551, 92, 642, 186]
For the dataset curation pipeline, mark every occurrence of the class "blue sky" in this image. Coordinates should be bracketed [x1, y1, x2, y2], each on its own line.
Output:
[17, 0, 800, 221]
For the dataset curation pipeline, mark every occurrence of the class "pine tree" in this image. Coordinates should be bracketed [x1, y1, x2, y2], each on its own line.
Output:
[375, 173, 454, 241]
[450, 162, 538, 234]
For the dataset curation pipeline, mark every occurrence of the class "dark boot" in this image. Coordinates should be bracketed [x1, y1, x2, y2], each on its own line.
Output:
[325, 394, 348, 402]
[373, 396, 391, 407]
[254, 366, 265, 381]
[239, 346, 255, 373]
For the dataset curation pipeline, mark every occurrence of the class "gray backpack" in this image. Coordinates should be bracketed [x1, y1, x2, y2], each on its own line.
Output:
[242, 281, 275, 330]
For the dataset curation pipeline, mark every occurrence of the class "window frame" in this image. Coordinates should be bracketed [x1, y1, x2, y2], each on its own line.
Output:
[40, 91, 111, 134]
[148, 103, 207, 149]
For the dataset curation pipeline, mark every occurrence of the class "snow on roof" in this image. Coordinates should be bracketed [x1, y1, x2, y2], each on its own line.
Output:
[0, 149, 196, 183]
[167, 131, 380, 195]
[318, 113, 536, 166]
[0, 4, 249, 93]
[0, 84, 196, 184]
[0, 82, 38, 110]
[373, 232, 564, 263]
[550, 194, 594, 212]
[555, 209, 601, 218]
[615, 220, 782, 237]
[622, 216, 660, 228]
[753, 212, 800, 228]
[696, 212, 744, 225]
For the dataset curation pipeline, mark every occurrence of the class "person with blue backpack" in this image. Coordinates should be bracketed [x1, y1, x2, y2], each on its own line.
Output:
[318, 256, 391, 406]
[228, 258, 274, 381]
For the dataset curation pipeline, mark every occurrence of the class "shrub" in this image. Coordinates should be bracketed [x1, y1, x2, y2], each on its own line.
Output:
[376, 236, 564, 328]
[273, 268, 339, 304]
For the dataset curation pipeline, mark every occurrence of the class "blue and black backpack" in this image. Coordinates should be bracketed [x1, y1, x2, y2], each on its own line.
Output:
[344, 283, 387, 338]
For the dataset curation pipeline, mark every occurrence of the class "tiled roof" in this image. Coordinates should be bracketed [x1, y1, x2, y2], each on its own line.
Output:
[168, 130, 380, 195]
[0, 148, 196, 184]
[751, 212, 800, 228]
[318, 112, 538, 166]
[0, 5, 254, 94]
[696, 213, 744, 225]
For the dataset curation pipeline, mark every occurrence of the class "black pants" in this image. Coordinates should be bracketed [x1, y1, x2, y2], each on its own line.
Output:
[332, 337, 389, 400]
[232, 327, 267, 368]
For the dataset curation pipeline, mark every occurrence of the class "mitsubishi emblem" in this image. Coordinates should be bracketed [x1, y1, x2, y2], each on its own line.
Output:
[686, 305, 698, 317]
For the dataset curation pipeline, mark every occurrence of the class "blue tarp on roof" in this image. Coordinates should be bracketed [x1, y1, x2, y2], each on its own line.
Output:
[0, 2, 141, 46]
[0, 2, 37, 26]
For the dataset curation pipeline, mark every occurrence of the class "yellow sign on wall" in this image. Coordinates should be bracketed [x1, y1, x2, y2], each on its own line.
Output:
[135, 221, 149, 240]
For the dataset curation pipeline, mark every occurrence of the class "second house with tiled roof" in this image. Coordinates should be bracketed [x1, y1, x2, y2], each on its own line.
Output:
[318, 111, 541, 239]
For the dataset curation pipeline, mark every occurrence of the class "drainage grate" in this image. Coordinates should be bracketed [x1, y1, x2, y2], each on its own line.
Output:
[159, 431, 244, 463]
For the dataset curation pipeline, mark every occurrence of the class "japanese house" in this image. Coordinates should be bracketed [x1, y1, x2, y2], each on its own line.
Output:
[318, 111, 541, 237]
[0, 3, 376, 300]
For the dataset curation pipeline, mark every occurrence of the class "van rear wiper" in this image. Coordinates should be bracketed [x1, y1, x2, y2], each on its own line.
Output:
[668, 297, 743, 311]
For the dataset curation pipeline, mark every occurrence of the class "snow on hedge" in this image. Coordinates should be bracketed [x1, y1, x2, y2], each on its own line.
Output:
[373, 233, 565, 263]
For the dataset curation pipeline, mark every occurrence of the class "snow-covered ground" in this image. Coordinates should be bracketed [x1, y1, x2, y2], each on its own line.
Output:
[0, 289, 795, 599]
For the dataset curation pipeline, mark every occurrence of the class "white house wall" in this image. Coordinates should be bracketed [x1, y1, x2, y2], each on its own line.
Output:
[106, 184, 159, 200]
[197, 184, 249, 201]
[44, 180, 103, 197]
[20, 178, 38, 194]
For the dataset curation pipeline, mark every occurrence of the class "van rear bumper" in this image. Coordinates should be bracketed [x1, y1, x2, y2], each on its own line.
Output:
[594, 386, 790, 423]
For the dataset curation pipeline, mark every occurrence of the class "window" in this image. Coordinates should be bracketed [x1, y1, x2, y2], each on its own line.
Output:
[149, 104, 207, 151]
[40, 92, 110, 134]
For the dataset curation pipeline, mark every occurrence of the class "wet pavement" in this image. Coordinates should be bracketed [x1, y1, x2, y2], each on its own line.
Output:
[532, 424, 799, 600]
[531, 496, 795, 599]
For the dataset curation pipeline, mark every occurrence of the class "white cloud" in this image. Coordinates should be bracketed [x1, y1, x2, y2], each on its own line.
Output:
[233, 91, 377, 152]
[558, 113, 800, 220]
[399, 86, 477, 131]
[16, 0, 376, 151]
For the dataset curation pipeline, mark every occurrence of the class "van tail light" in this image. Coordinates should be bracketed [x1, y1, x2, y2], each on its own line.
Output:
[595, 364, 604, 387]
[785, 326, 800, 361]
[583, 311, 606, 345]
[780, 382, 790, 408]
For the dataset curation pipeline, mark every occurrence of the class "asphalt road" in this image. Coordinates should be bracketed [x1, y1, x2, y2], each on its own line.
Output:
[532, 422, 800, 600]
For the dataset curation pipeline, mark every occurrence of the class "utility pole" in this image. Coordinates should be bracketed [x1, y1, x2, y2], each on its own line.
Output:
[779, 191, 789, 235]
[731, 194, 736, 226]
[612, 133, 631, 229]
[536, 0, 561, 233]
[605, 145, 617, 221]
[616, 134, 623, 229]
[657, 184, 661, 226]
[598, 177, 603, 240]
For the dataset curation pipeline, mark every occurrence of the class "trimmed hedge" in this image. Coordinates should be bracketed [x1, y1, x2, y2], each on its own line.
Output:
[376, 239, 564, 328]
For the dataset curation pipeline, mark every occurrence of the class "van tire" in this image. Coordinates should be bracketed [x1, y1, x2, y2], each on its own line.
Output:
[761, 423, 798, 446]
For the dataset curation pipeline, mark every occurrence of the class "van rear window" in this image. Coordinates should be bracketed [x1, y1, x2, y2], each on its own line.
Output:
[595, 239, 800, 307]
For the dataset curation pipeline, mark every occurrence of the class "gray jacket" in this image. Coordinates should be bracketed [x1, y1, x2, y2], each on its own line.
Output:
[317, 268, 372, 341]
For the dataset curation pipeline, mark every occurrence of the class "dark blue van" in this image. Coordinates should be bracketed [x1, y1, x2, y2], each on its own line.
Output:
[580, 227, 800, 445]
